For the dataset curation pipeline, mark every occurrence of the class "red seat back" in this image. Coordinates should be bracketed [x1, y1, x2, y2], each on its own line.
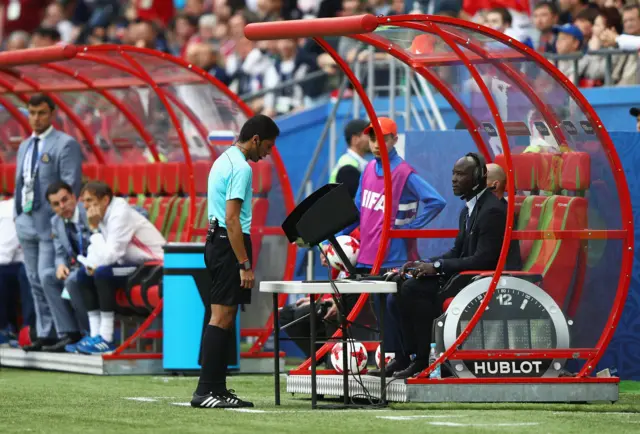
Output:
[3, 163, 16, 194]
[193, 160, 210, 195]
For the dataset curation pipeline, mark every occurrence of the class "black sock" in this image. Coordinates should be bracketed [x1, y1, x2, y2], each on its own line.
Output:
[196, 325, 229, 395]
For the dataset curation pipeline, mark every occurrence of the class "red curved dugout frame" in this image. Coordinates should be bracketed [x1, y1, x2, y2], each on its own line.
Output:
[245, 14, 634, 380]
[0, 45, 297, 357]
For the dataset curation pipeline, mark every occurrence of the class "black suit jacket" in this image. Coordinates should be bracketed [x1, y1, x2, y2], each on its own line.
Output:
[432, 190, 522, 274]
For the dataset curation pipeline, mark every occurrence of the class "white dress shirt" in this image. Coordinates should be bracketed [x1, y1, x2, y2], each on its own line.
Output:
[80, 197, 166, 268]
[0, 199, 24, 264]
[465, 188, 488, 217]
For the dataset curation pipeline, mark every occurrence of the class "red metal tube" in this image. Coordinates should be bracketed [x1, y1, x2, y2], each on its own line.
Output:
[0, 45, 77, 67]
[245, 14, 378, 40]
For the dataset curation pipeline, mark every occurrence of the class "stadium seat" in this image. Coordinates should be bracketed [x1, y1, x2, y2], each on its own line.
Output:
[516, 195, 550, 262]
[193, 160, 210, 195]
[560, 152, 590, 192]
[146, 164, 162, 195]
[251, 160, 273, 195]
[82, 163, 99, 181]
[131, 163, 147, 194]
[115, 164, 134, 195]
[97, 165, 116, 190]
[2, 163, 16, 194]
[537, 153, 563, 193]
[161, 162, 182, 195]
[251, 198, 269, 265]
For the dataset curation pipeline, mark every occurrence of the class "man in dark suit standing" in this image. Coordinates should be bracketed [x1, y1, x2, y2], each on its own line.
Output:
[14, 94, 83, 351]
[382, 153, 521, 379]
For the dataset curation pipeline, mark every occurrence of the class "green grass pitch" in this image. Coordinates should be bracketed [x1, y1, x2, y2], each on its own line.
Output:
[2, 369, 640, 433]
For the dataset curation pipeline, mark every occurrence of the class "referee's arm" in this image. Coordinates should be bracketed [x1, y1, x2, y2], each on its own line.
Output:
[224, 175, 255, 289]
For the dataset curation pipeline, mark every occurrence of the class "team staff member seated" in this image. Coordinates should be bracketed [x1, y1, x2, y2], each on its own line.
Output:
[191, 115, 279, 409]
[46, 181, 92, 350]
[327, 117, 446, 374]
[71, 181, 166, 354]
[386, 153, 521, 379]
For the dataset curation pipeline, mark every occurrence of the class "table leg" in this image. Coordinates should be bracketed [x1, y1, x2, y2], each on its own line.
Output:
[380, 294, 387, 405]
[310, 295, 317, 409]
[273, 293, 280, 406]
[342, 309, 349, 405]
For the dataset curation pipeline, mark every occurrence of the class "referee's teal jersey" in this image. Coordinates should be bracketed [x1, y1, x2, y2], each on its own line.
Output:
[208, 146, 253, 234]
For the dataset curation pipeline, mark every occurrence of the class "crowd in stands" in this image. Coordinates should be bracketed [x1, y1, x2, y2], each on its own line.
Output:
[1, 1, 639, 120]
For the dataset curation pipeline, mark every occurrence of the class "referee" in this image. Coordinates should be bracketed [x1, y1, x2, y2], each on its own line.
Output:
[191, 115, 280, 409]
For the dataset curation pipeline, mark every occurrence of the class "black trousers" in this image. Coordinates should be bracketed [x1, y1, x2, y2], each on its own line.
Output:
[396, 276, 446, 362]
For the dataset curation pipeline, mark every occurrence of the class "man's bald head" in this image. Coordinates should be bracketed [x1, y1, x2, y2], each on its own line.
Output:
[486, 163, 506, 197]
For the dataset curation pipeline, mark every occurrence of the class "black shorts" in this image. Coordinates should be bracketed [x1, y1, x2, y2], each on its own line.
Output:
[204, 227, 253, 306]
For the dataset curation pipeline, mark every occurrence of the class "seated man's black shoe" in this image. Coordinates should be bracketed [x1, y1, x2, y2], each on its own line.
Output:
[190, 392, 239, 409]
[368, 358, 409, 377]
[221, 389, 254, 408]
[42, 334, 82, 352]
[22, 338, 56, 352]
[393, 360, 429, 379]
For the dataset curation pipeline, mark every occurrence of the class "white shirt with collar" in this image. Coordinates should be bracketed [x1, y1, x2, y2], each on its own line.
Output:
[0, 199, 23, 264]
[347, 148, 369, 173]
[22, 125, 54, 181]
[465, 188, 488, 217]
[65, 206, 80, 225]
[80, 197, 166, 268]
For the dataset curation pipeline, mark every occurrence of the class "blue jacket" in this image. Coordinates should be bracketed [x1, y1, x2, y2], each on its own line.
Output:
[336, 149, 446, 269]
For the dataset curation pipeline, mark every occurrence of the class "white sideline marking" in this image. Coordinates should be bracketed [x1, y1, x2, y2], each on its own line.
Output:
[429, 422, 540, 427]
[171, 402, 191, 407]
[553, 412, 640, 416]
[225, 409, 269, 413]
[125, 397, 158, 402]
[377, 416, 462, 421]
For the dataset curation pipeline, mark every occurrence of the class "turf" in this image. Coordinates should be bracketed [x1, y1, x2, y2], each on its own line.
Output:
[1, 369, 640, 433]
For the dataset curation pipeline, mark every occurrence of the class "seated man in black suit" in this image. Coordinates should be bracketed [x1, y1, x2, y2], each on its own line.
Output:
[384, 153, 522, 379]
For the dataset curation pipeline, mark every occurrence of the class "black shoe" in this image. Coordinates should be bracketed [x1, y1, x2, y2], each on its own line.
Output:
[190, 392, 239, 409]
[42, 335, 81, 352]
[368, 358, 409, 377]
[393, 360, 429, 379]
[22, 338, 56, 352]
[221, 389, 254, 408]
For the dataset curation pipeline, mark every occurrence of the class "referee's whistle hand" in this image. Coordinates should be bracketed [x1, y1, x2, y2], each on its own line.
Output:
[240, 269, 255, 289]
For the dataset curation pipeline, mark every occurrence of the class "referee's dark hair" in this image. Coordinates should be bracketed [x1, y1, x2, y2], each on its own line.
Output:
[238, 114, 280, 142]
[80, 181, 114, 201]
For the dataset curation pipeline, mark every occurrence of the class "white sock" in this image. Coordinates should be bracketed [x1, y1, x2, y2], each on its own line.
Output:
[88, 311, 101, 338]
[99, 311, 115, 343]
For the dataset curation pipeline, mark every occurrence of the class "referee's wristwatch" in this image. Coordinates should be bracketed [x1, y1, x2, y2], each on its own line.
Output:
[238, 259, 252, 271]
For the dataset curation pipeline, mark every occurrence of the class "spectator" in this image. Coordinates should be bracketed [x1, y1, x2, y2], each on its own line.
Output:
[630, 107, 640, 132]
[197, 14, 218, 43]
[129, 19, 169, 52]
[533, 1, 560, 53]
[186, 42, 229, 85]
[15, 94, 83, 352]
[29, 27, 61, 48]
[41, 1, 74, 43]
[73, 181, 166, 354]
[558, 0, 591, 26]
[579, 7, 624, 86]
[574, 7, 600, 45]
[486, 7, 533, 47]
[269, 38, 319, 115]
[596, 4, 640, 85]
[0, 198, 34, 345]
[553, 23, 584, 83]
[5, 30, 30, 51]
[226, 37, 278, 114]
[171, 13, 199, 57]
[47, 180, 93, 347]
